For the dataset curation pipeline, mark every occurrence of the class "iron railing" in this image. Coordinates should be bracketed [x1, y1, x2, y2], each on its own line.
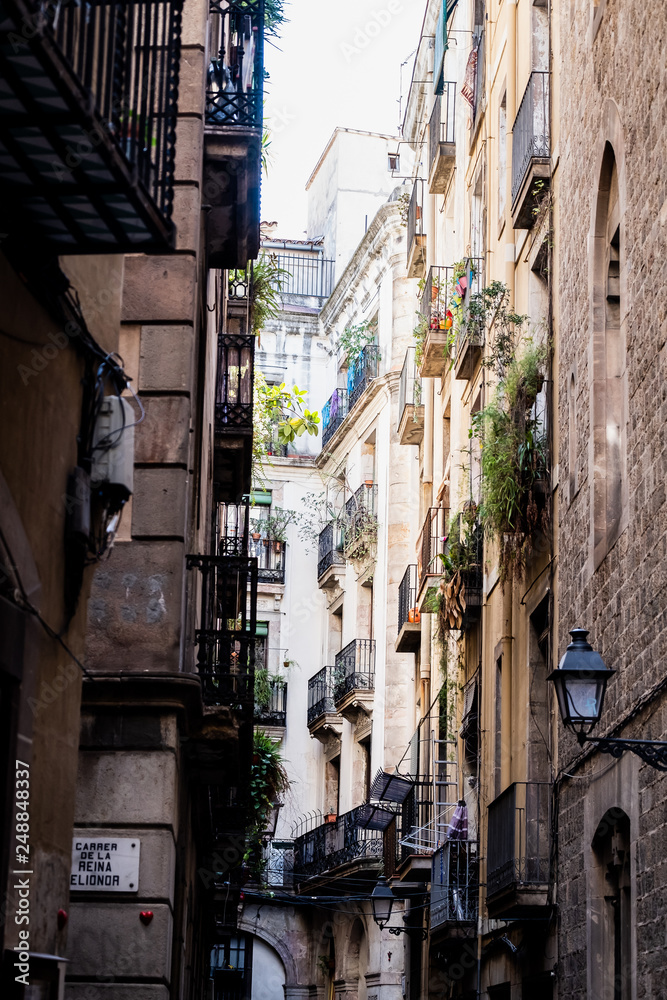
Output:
[348, 344, 380, 410]
[344, 484, 378, 557]
[333, 639, 375, 702]
[307, 665, 338, 725]
[452, 258, 485, 361]
[214, 501, 250, 556]
[267, 253, 335, 298]
[317, 522, 346, 579]
[428, 83, 456, 170]
[417, 507, 450, 590]
[264, 839, 294, 887]
[407, 178, 425, 264]
[487, 782, 552, 899]
[187, 553, 257, 705]
[511, 72, 550, 204]
[294, 806, 383, 880]
[255, 679, 287, 727]
[431, 842, 479, 928]
[249, 537, 286, 584]
[206, 0, 264, 127]
[419, 265, 454, 326]
[438, 514, 483, 631]
[322, 389, 349, 448]
[397, 348, 422, 429]
[398, 565, 419, 635]
[39, 0, 183, 221]
[216, 333, 254, 432]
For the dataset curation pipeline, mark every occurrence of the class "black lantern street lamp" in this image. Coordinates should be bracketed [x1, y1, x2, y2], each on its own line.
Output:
[548, 628, 667, 771]
[371, 877, 428, 939]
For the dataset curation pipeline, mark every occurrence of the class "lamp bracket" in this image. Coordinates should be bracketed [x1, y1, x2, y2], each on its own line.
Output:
[583, 736, 667, 772]
[387, 926, 429, 940]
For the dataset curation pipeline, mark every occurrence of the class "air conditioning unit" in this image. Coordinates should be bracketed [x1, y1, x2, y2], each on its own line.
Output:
[90, 396, 134, 506]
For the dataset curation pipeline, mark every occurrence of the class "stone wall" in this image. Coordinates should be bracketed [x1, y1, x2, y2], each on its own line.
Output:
[556, 0, 667, 995]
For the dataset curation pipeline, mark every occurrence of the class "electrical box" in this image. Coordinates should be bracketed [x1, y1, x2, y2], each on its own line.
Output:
[90, 396, 134, 505]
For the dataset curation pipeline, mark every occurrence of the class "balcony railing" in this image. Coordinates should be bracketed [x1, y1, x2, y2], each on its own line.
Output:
[398, 565, 419, 635]
[333, 639, 375, 702]
[511, 72, 550, 205]
[264, 839, 294, 887]
[317, 522, 346, 580]
[344, 484, 378, 559]
[255, 679, 287, 727]
[206, 0, 264, 128]
[187, 553, 258, 705]
[307, 665, 338, 725]
[294, 806, 383, 880]
[428, 84, 456, 193]
[268, 253, 335, 298]
[0, 0, 183, 250]
[431, 842, 479, 928]
[397, 348, 422, 430]
[453, 258, 485, 380]
[214, 501, 250, 556]
[407, 178, 426, 275]
[249, 537, 286, 584]
[487, 782, 552, 902]
[417, 507, 450, 591]
[215, 333, 254, 433]
[322, 389, 349, 448]
[347, 344, 380, 410]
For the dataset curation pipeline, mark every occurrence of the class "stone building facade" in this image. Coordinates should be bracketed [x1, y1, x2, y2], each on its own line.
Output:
[554, 0, 667, 996]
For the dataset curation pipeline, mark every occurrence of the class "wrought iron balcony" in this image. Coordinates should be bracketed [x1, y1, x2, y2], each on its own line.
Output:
[293, 806, 383, 882]
[333, 639, 375, 703]
[486, 781, 552, 917]
[255, 679, 287, 727]
[344, 484, 378, 560]
[407, 177, 426, 277]
[317, 522, 346, 582]
[397, 348, 424, 445]
[307, 665, 338, 727]
[417, 506, 450, 595]
[214, 501, 250, 556]
[214, 332, 254, 500]
[322, 388, 349, 448]
[187, 553, 257, 706]
[428, 84, 456, 194]
[453, 257, 485, 381]
[249, 536, 286, 584]
[204, 1, 264, 266]
[264, 839, 294, 888]
[347, 344, 380, 411]
[396, 564, 421, 652]
[511, 72, 550, 229]
[0, 0, 182, 251]
[267, 252, 335, 298]
[431, 842, 479, 929]
[437, 515, 483, 632]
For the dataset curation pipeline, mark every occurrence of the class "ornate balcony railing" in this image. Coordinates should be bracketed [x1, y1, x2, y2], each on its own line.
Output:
[0, 0, 183, 250]
[398, 565, 419, 635]
[215, 333, 254, 433]
[267, 253, 335, 298]
[187, 553, 258, 705]
[317, 522, 346, 580]
[307, 665, 338, 725]
[511, 72, 550, 205]
[249, 537, 286, 584]
[487, 782, 552, 901]
[417, 507, 450, 591]
[214, 501, 250, 556]
[333, 639, 375, 702]
[294, 806, 383, 880]
[255, 679, 287, 727]
[407, 177, 425, 268]
[397, 348, 422, 429]
[344, 484, 378, 559]
[206, 0, 264, 128]
[431, 842, 479, 928]
[347, 344, 380, 411]
[264, 839, 294, 887]
[322, 389, 349, 448]
[428, 83, 456, 170]
[419, 265, 454, 326]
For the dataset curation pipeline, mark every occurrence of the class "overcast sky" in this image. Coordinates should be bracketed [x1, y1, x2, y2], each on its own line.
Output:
[261, 0, 425, 237]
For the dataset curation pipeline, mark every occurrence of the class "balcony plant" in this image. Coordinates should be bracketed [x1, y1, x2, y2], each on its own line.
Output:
[426, 506, 482, 635]
[245, 730, 290, 877]
[253, 371, 320, 476]
[338, 318, 378, 367]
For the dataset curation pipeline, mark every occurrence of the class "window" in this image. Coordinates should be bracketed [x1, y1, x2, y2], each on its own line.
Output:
[591, 809, 632, 1000]
[498, 93, 507, 224]
[388, 152, 400, 172]
[494, 655, 502, 799]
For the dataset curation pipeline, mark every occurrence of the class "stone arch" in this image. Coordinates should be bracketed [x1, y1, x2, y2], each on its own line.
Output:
[237, 913, 297, 985]
[588, 101, 629, 569]
[590, 808, 633, 1000]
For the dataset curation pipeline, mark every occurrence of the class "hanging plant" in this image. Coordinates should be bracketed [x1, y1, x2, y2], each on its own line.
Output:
[338, 318, 378, 364]
[245, 731, 290, 876]
[426, 508, 483, 638]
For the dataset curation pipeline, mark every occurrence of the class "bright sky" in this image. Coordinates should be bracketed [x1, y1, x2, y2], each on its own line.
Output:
[262, 0, 425, 237]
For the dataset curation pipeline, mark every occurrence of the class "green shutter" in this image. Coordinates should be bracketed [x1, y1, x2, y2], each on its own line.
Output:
[433, 0, 448, 96]
[255, 621, 269, 637]
[246, 489, 272, 507]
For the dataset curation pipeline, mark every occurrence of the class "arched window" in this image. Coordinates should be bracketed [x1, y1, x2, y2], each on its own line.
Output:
[591, 143, 626, 566]
[590, 808, 632, 1000]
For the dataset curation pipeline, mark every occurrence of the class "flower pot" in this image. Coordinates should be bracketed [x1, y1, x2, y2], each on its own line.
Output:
[408, 608, 421, 624]
[325, 813, 337, 824]
[252, 533, 260, 540]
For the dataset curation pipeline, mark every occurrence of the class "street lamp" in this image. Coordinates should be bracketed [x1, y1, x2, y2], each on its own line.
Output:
[548, 628, 667, 770]
[370, 877, 428, 939]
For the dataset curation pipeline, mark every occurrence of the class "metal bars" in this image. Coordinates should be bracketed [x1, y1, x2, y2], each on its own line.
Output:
[307, 665, 338, 725]
[322, 389, 349, 448]
[511, 72, 550, 204]
[428, 83, 456, 171]
[293, 806, 383, 880]
[317, 522, 345, 579]
[486, 781, 552, 898]
[206, 0, 264, 127]
[267, 253, 335, 298]
[398, 564, 419, 635]
[333, 639, 376, 701]
[397, 348, 422, 430]
[215, 333, 254, 432]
